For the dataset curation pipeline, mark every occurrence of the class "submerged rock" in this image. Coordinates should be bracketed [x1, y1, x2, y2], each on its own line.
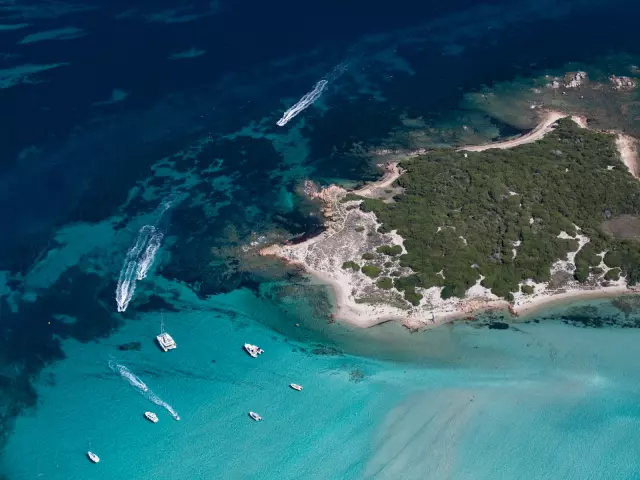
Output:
[117, 342, 142, 351]
[488, 322, 509, 330]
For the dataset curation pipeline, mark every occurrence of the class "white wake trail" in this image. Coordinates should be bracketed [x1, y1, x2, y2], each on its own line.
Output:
[276, 60, 349, 127]
[136, 231, 163, 280]
[109, 361, 180, 420]
[115, 260, 138, 313]
[277, 79, 328, 127]
[115, 224, 165, 312]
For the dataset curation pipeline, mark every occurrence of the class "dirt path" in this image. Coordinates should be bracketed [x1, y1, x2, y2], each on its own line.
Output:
[460, 111, 567, 152]
[615, 134, 639, 178]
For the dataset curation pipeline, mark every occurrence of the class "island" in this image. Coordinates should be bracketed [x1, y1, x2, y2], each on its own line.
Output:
[261, 111, 640, 330]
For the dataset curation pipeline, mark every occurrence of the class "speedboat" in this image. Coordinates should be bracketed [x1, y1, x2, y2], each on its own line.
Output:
[144, 411, 159, 423]
[243, 343, 264, 358]
[289, 383, 303, 391]
[87, 451, 100, 464]
[249, 411, 262, 421]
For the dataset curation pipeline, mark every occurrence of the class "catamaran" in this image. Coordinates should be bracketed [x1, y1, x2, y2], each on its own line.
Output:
[87, 451, 100, 463]
[289, 383, 303, 391]
[156, 314, 176, 352]
[248, 411, 262, 421]
[144, 411, 159, 423]
[243, 343, 264, 358]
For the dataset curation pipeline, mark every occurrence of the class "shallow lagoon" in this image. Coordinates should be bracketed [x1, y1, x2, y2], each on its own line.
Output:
[3, 285, 640, 480]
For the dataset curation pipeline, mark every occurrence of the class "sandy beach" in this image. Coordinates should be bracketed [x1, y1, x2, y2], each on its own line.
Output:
[261, 111, 640, 329]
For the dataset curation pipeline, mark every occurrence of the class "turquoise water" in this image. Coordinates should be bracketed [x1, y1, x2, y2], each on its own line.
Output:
[4, 284, 640, 479]
[2, 0, 640, 477]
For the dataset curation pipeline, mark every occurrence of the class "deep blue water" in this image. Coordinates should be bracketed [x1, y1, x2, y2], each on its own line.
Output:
[1, 0, 640, 477]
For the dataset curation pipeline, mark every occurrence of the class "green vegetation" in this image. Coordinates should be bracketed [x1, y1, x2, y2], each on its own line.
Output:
[362, 119, 640, 299]
[605, 268, 620, 281]
[341, 193, 364, 203]
[521, 285, 534, 295]
[362, 253, 375, 261]
[355, 226, 365, 232]
[404, 289, 423, 306]
[342, 261, 360, 271]
[362, 265, 382, 278]
[377, 245, 403, 256]
[376, 277, 393, 289]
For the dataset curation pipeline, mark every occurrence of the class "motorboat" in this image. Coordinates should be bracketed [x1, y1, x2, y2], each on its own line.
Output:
[249, 411, 262, 421]
[156, 315, 176, 352]
[144, 411, 159, 423]
[243, 343, 264, 358]
[289, 383, 303, 391]
[87, 451, 100, 464]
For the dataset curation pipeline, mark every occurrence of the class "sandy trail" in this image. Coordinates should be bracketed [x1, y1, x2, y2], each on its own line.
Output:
[461, 111, 567, 152]
[615, 134, 639, 178]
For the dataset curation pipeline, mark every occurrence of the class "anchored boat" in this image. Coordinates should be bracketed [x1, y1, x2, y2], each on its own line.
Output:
[248, 411, 262, 421]
[289, 383, 303, 391]
[156, 315, 176, 352]
[243, 343, 264, 358]
[87, 451, 100, 464]
[144, 411, 159, 423]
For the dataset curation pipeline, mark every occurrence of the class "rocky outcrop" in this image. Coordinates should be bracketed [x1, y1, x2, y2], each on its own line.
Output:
[609, 75, 636, 91]
[563, 71, 587, 89]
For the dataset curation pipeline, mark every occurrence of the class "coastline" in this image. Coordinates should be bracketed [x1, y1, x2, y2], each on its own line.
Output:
[261, 110, 640, 330]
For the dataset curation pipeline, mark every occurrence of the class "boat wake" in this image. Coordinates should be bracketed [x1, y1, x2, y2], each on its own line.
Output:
[116, 225, 164, 312]
[115, 195, 179, 312]
[276, 61, 348, 127]
[109, 361, 180, 420]
[136, 229, 163, 280]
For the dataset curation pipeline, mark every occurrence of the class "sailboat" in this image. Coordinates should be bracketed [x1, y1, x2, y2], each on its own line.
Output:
[156, 314, 176, 352]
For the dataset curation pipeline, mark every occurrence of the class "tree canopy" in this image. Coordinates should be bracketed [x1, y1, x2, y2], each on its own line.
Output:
[361, 119, 640, 300]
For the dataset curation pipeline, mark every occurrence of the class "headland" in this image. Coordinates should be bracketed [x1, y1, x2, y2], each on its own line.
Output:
[261, 82, 640, 330]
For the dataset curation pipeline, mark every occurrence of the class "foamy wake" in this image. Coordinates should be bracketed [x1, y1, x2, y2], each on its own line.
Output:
[109, 361, 180, 420]
[136, 230, 163, 280]
[276, 61, 349, 127]
[116, 225, 164, 312]
[277, 80, 328, 127]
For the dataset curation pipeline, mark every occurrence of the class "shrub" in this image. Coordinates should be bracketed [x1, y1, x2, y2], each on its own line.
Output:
[342, 261, 360, 271]
[377, 245, 403, 256]
[404, 288, 423, 306]
[362, 265, 382, 278]
[521, 285, 534, 295]
[376, 277, 393, 289]
[604, 268, 620, 281]
[362, 253, 375, 260]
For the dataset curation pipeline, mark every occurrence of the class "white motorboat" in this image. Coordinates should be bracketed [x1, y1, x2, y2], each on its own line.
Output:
[289, 383, 303, 391]
[144, 411, 159, 423]
[243, 343, 264, 358]
[249, 411, 262, 421]
[87, 451, 100, 464]
[156, 315, 176, 352]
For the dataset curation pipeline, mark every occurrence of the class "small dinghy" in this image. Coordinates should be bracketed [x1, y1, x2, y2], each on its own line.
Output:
[289, 383, 303, 391]
[144, 411, 159, 423]
[243, 343, 264, 358]
[248, 411, 262, 422]
[87, 451, 100, 464]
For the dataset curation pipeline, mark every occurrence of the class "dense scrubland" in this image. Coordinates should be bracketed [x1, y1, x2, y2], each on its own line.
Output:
[353, 119, 640, 301]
